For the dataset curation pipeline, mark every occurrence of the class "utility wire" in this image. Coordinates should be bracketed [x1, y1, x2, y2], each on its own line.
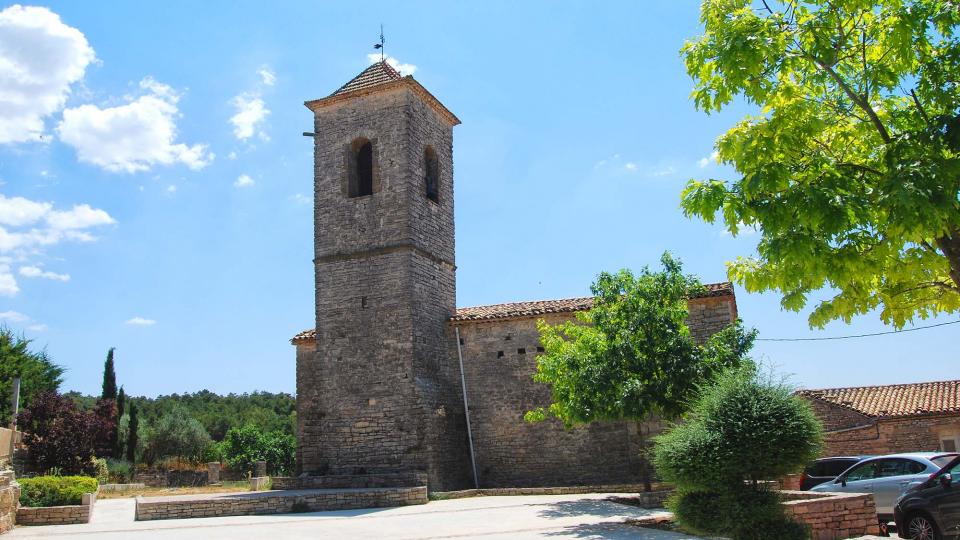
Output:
[756, 319, 960, 342]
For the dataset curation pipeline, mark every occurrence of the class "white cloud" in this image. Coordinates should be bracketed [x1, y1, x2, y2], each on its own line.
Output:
[291, 193, 310, 205]
[0, 195, 52, 227]
[234, 174, 254, 188]
[624, 162, 638, 172]
[230, 93, 270, 141]
[227, 151, 237, 160]
[125, 316, 155, 326]
[648, 165, 676, 177]
[698, 150, 720, 168]
[166, 185, 177, 194]
[0, 310, 27, 323]
[27, 323, 46, 332]
[19, 265, 69, 282]
[0, 194, 113, 295]
[57, 77, 213, 173]
[367, 54, 417, 76]
[257, 66, 276, 86]
[0, 5, 95, 144]
[0, 264, 17, 296]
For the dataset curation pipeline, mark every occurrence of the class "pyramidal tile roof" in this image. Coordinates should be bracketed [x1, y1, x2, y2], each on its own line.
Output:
[798, 380, 960, 418]
[291, 282, 734, 343]
[329, 61, 402, 97]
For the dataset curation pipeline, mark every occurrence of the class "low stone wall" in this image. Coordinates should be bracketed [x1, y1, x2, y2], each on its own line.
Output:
[781, 490, 881, 539]
[16, 491, 96, 526]
[135, 486, 427, 521]
[272, 471, 428, 490]
[0, 471, 19, 533]
[432, 484, 660, 500]
[99, 483, 146, 492]
[249, 477, 269, 491]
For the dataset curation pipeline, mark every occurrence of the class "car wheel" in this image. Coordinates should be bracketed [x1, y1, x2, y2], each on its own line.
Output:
[905, 513, 940, 540]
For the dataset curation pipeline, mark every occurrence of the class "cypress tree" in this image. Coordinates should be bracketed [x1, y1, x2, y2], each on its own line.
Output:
[101, 348, 117, 401]
[117, 387, 126, 418]
[126, 403, 138, 463]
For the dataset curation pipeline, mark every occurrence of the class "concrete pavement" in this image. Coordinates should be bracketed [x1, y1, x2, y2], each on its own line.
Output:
[7, 493, 700, 539]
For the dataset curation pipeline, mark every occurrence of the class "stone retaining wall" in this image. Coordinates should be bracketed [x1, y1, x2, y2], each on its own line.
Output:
[135, 486, 427, 521]
[16, 491, 96, 526]
[271, 472, 428, 490]
[0, 471, 18, 533]
[781, 490, 881, 539]
[99, 483, 146, 492]
[432, 484, 665, 501]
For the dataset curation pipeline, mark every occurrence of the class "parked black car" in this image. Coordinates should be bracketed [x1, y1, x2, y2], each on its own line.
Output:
[800, 456, 872, 490]
[894, 455, 960, 539]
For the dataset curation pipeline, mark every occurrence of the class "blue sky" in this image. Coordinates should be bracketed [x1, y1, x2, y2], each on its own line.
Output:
[0, 1, 954, 398]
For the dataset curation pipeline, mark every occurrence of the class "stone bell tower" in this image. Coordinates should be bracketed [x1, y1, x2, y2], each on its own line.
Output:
[297, 61, 470, 490]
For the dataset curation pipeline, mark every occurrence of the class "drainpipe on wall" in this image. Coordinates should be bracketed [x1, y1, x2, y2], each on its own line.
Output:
[455, 327, 479, 489]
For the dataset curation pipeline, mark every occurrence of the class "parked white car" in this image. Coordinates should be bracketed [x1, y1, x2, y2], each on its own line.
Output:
[811, 452, 959, 522]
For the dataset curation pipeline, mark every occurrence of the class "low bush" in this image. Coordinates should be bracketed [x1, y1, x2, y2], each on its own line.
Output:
[105, 458, 133, 483]
[18, 476, 98, 507]
[90, 457, 109, 484]
[653, 367, 822, 540]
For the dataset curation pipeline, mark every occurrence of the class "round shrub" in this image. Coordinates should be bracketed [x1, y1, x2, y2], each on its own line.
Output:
[653, 366, 822, 540]
[18, 476, 98, 507]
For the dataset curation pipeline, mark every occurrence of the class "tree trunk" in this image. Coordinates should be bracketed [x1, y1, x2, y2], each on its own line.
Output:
[936, 228, 960, 291]
[637, 421, 652, 492]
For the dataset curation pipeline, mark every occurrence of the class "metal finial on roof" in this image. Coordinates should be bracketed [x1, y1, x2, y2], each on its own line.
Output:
[373, 24, 385, 62]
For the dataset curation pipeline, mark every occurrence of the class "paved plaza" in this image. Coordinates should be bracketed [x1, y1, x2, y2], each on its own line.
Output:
[7, 493, 696, 539]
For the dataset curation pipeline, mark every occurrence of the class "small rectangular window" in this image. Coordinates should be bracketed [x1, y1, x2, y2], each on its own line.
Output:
[517, 348, 526, 355]
[496, 351, 504, 359]
[536, 346, 545, 353]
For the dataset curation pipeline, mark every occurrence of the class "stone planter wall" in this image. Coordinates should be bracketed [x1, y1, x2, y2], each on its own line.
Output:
[15, 491, 96, 526]
[135, 486, 427, 521]
[781, 490, 881, 539]
[432, 484, 662, 500]
[0, 471, 18, 534]
[99, 483, 146, 492]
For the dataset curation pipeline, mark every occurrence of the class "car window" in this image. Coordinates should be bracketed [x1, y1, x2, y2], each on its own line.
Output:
[844, 461, 877, 481]
[825, 460, 857, 476]
[902, 460, 927, 475]
[875, 459, 906, 478]
[932, 454, 960, 468]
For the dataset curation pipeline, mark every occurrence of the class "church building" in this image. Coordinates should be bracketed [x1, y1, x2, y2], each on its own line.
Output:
[292, 61, 738, 491]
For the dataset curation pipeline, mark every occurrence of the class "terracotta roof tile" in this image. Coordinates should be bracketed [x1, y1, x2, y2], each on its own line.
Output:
[798, 380, 960, 418]
[329, 61, 402, 97]
[292, 282, 734, 343]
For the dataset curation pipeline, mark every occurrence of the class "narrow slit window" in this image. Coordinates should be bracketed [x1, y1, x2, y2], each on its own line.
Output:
[348, 138, 375, 197]
[424, 145, 439, 203]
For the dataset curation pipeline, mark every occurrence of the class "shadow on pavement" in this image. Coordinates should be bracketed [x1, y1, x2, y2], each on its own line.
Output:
[542, 522, 703, 539]
[536, 499, 661, 520]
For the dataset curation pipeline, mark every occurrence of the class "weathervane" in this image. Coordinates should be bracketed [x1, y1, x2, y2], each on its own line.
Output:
[373, 24, 385, 62]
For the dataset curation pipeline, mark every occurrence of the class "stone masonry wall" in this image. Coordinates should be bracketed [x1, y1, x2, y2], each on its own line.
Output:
[135, 486, 426, 521]
[803, 399, 960, 456]
[781, 491, 881, 539]
[0, 471, 17, 534]
[299, 85, 469, 491]
[452, 295, 736, 488]
[15, 491, 96, 526]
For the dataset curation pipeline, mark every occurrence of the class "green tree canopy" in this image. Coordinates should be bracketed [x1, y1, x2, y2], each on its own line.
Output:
[0, 327, 64, 422]
[680, 0, 960, 328]
[143, 407, 212, 464]
[527, 253, 756, 489]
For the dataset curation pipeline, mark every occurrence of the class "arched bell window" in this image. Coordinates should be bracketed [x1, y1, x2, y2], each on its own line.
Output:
[348, 137, 375, 197]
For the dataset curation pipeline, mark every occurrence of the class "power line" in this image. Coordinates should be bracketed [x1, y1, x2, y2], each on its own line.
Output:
[756, 319, 960, 342]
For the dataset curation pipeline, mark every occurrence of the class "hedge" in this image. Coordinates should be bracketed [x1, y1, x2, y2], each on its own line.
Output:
[18, 476, 98, 507]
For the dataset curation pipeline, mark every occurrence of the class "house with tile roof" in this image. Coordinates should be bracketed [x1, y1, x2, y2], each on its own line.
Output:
[290, 60, 740, 490]
[798, 380, 960, 456]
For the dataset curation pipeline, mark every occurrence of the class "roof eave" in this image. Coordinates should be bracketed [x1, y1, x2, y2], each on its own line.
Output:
[304, 77, 460, 126]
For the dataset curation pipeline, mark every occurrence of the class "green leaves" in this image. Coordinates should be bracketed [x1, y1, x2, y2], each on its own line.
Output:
[529, 253, 755, 426]
[681, 0, 960, 328]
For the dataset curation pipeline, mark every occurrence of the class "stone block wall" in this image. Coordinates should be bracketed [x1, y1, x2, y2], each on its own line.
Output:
[0, 471, 18, 533]
[781, 491, 881, 539]
[16, 491, 96, 526]
[135, 486, 427, 521]
[804, 398, 960, 456]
